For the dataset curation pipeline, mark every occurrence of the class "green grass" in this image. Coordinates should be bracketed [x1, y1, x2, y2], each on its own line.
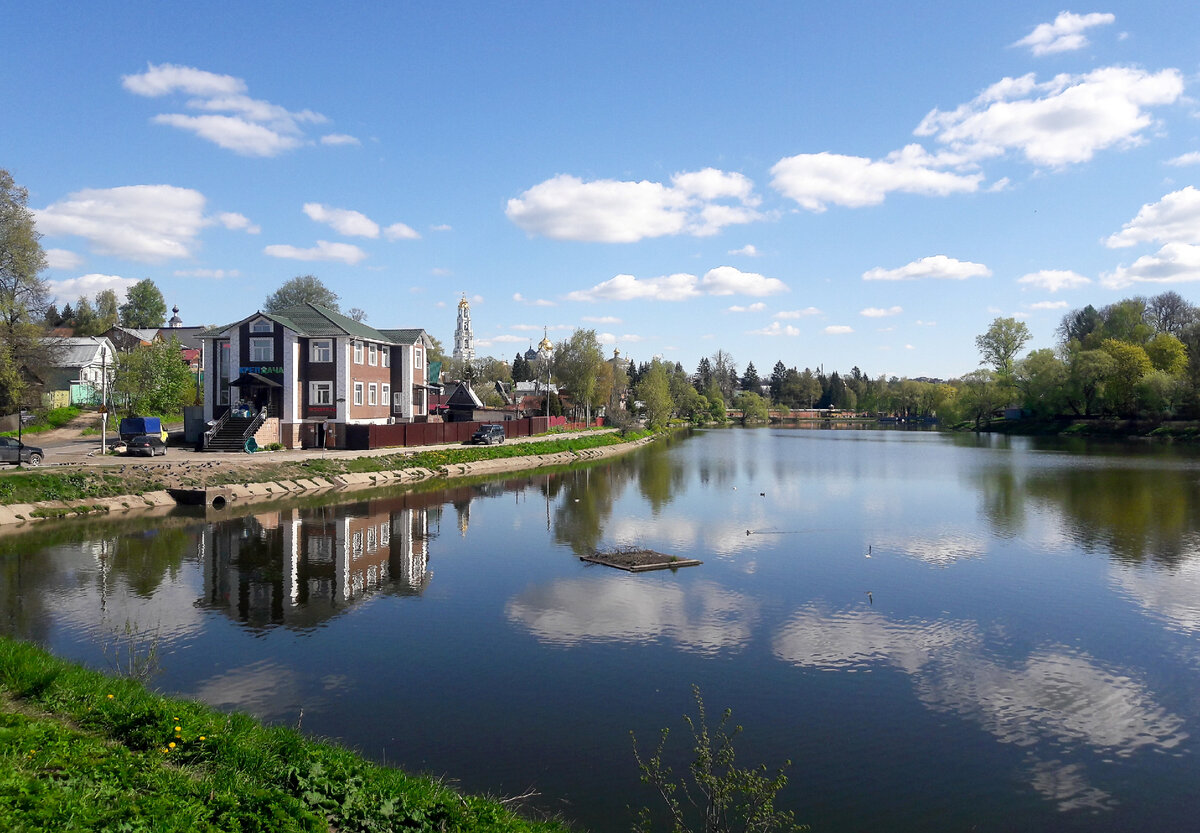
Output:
[0, 636, 569, 833]
[0, 407, 83, 438]
[0, 471, 152, 506]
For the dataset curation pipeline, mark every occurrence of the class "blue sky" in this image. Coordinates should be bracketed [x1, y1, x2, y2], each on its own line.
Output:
[5, 2, 1200, 379]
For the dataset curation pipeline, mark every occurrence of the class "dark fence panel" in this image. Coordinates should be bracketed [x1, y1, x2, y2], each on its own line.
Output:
[335, 417, 555, 451]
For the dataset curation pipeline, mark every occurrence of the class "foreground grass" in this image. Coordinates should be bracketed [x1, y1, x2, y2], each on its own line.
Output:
[0, 637, 569, 833]
[0, 430, 653, 506]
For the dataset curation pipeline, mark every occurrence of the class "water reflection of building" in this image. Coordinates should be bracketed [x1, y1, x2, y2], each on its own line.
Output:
[199, 495, 434, 630]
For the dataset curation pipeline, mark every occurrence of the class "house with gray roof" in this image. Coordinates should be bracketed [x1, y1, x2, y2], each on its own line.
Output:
[199, 304, 436, 449]
[43, 336, 116, 393]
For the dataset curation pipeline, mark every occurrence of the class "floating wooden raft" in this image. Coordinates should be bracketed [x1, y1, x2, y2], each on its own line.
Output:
[580, 549, 702, 572]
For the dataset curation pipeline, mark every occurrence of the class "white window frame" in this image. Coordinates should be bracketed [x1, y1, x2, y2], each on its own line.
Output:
[381, 383, 390, 407]
[393, 391, 403, 411]
[250, 337, 273, 362]
[310, 381, 333, 406]
[353, 341, 364, 364]
[368, 343, 378, 366]
[381, 349, 389, 368]
[368, 383, 378, 406]
[250, 318, 273, 333]
[414, 346, 422, 369]
[353, 382, 364, 406]
[310, 339, 332, 363]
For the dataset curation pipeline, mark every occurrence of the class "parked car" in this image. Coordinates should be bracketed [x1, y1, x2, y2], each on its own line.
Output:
[118, 416, 167, 443]
[470, 424, 506, 445]
[0, 436, 43, 466]
[126, 434, 166, 457]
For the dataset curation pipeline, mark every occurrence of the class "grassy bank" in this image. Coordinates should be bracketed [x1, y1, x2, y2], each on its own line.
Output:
[977, 417, 1200, 440]
[0, 636, 569, 832]
[0, 430, 653, 506]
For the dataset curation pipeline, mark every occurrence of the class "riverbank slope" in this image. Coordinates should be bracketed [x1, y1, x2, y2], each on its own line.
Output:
[0, 636, 569, 832]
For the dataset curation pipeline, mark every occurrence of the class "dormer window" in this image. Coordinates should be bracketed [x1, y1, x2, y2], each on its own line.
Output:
[250, 318, 273, 333]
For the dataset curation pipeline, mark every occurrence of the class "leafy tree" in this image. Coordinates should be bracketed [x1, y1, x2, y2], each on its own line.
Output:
[348, 306, 367, 322]
[119, 279, 167, 328]
[976, 317, 1031, 387]
[710, 349, 738, 403]
[59, 302, 74, 326]
[426, 334, 446, 365]
[734, 391, 770, 422]
[554, 329, 607, 423]
[1101, 338, 1153, 416]
[112, 338, 195, 416]
[1015, 348, 1067, 417]
[43, 303, 59, 327]
[263, 274, 340, 313]
[73, 295, 98, 336]
[1098, 298, 1152, 345]
[958, 369, 1002, 430]
[1137, 370, 1182, 418]
[695, 357, 713, 394]
[96, 288, 119, 332]
[1145, 332, 1188, 376]
[1058, 304, 1102, 348]
[0, 169, 52, 412]
[637, 359, 674, 428]
[1064, 349, 1114, 416]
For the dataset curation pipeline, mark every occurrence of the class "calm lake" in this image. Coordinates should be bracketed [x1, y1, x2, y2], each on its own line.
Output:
[3, 427, 1200, 831]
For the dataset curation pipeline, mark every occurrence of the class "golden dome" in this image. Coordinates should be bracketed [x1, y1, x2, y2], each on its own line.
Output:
[538, 335, 553, 352]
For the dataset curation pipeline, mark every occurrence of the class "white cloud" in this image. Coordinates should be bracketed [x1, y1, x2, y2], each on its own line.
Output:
[490, 334, 525, 344]
[728, 303, 767, 313]
[46, 273, 140, 302]
[566, 266, 785, 303]
[384, 222, 420, 241]
[217, 212, 260, 233]
[860, 305, 903, 318]
[749, 321, 800, 336]
[1167, 152, 1200, 167]
[863, 255, 991, 281]
[1105, 186, 1200, 248]
[1030, 300, 1070, 310]
[582, 315, 621, 324]
[506, 168, 762, 242]
[303, 203, 379, 238]
[1017, 269, 1092, 291]
[431, 224, 453, 232]
[775, 307, 822, 319]
[320, 133, 361, 146]
[1102, 243, 1200, 288]
[151, 113, 304, 157]
[431, 267, 452, 276]
[513, 293, 556, 307]
[263, 240, 367, 264]
[44, 249, 83, 269]
[174, 268, 239, 279]
[1013, 12, 1116, 56]
[121, 63, 245, 97]
[699, 266, 788, 296]
[771, 144, 981, 211]
[916, 319, 937, 326]
[824, 325, 854, 334]
[35, 185, 211, 263]
[916, 67, 1184, 167]
[729, 244, 759, 256]
[123, 62, 335, 157]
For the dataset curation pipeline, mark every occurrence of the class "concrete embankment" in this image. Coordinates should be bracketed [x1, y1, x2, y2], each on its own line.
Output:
[0, 434, 658, 526]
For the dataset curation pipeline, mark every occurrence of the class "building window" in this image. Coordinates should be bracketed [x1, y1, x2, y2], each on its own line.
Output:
[310, 339, 332, 363]
[310, 381, 332, 406]
[218, 342, 231, 405]
[368, 343, 378, 366]
[414, 346, 422, 369]
[381, 384, 390, 406]
[250, 319, 273, 333]
[393, 392, 403, 411]
[354, 382, 364, 406]
[368, 383, 378, 406]
[381, 349, 389, 368]
[353, 341, 363, 364]
[250, 338, 273, 362]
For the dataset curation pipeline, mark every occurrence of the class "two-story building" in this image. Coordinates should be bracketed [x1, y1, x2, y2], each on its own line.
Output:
[199, 303, 435, 449]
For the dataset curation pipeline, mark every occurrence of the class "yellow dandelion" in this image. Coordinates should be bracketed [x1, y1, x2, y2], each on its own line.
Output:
[199, 736, 206, 741]
[161, 747, 168, 753]
[106, 694, 114, 699]
[174, 725, 181, 731]
[168, 742, 176, 749]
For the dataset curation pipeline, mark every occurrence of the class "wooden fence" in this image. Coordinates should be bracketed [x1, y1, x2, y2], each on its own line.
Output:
[343, 416, 552, 451]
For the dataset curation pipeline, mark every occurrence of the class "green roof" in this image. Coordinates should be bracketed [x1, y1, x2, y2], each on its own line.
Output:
[200, 304, 415, 343]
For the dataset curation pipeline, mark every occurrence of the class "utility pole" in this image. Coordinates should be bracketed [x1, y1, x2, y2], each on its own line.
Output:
[99, 346, 107, 456]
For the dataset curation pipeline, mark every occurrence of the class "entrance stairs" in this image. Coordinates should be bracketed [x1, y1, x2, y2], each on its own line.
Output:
[204, 416, 259, 452]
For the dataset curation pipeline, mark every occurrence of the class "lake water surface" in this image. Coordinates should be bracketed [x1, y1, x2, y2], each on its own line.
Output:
[3, 427, 1200, 832]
